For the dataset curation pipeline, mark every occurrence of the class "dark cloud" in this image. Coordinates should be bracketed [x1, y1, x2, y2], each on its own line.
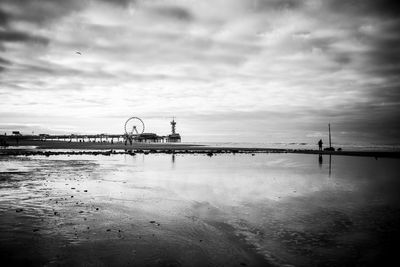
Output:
[365, 26, 400, 77]
[300, 36, 336, 53]
[0, 0, 136, 48]
[0, 59, 9, 72]
[333, 53, 352, 65]
[150, 5, 194, 21]
[0, 8, 10, 26]
[5, 61, 115, 82]
[0, 0, 82, 52]
[0, 57, 11, 65]
[98, 0, 135, 6]
[0, 30, 49, 45]
[0, 0, 135, 27]
[325, 0, 400, 18]
[16, 63, 58, 75]
[290, 34, 353, 67]
[0, 0, 84, 26]
[369, 84, 400, 106]
[319, 0, 400, 98]
[335, 104, 400, 142]
[251, 0, 303, 11]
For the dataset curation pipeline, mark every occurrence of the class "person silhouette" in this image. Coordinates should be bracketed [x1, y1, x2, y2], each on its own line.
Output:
[318, 139, 323, 151]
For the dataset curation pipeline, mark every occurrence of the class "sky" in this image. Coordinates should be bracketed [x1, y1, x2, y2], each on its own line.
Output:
[0, 0, 400, 145]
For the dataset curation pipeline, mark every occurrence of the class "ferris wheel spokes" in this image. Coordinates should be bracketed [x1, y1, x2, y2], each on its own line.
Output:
[131, 125, 139, 135]
[124, 117, 145, 136]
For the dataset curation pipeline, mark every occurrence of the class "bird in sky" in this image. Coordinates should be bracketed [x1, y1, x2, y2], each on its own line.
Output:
[76, 51, 82, 55]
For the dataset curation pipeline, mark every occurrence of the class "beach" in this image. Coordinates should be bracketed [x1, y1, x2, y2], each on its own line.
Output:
[1, 151, 399, 266]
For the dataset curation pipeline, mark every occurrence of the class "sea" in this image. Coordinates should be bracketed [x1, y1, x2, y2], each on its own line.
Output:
[190, 141, 400, 152]
[2, 141, 400, 152]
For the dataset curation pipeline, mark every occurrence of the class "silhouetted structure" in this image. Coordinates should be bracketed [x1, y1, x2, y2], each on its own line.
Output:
[324, 123, 335, 151]
[135, 133, 163, 143]
[166, 118, 181, 143]
[2, 117, 182, 145]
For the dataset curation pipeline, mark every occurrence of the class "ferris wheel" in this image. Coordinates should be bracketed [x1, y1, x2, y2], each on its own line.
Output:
[124, 117, 145, 135]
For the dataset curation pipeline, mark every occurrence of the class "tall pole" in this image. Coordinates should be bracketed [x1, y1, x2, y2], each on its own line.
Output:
[328, 123, 332, 148]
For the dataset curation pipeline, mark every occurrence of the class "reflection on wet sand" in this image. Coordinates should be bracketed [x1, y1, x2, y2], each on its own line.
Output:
[318, 154, 332, 177]
[0, 153, 399, 266]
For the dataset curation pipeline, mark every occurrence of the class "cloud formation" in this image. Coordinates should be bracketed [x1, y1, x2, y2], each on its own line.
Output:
[0, 0, 399, 145]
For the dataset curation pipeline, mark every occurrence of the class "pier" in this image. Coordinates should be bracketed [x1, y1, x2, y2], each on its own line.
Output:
[0, 133, 173, 144]
[0, 117, 182, 145]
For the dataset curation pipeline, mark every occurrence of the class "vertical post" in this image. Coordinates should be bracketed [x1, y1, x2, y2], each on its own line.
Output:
[328, 123, 332, 148]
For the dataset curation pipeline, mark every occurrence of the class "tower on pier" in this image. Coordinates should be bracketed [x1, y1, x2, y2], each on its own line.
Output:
[171, 118, 176, 134]
[167, 117, 181, 143]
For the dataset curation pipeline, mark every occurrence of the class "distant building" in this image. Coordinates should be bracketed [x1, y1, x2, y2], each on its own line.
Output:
[166, 118, 181, 142]
[166, 133, 181, 142]
[12, 131, 21, 135]
[135, 133, 163, 143]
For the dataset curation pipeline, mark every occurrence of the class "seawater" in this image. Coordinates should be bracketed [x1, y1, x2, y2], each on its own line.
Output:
[191, 141, 400, 151]
[0, 153, 399, 266]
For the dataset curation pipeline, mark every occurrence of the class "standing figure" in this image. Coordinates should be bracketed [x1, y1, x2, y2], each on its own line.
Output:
[318, 139, 323, 151]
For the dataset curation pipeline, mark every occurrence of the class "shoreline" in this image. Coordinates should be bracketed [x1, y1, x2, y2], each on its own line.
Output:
[1, 140, 399, 158]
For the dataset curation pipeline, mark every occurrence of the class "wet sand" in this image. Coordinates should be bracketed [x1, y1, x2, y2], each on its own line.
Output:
[0, 154, 269, 266]
[1, 152, 400, 266]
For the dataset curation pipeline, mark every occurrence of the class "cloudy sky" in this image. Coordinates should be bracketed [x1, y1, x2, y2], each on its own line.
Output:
[1, 0, 399, 145]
